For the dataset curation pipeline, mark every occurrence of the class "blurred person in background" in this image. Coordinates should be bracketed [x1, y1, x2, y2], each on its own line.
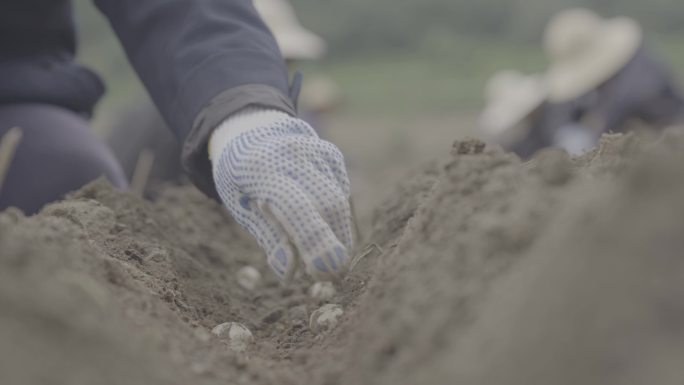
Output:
[543, 8, 684, 141]
[109, 0, 341, 190]
[0, 0, 352, 282]
[480, 8, 684, 158]
[478, 71, 596, 158]
[253, 0, 341, 131]
[478, 71, 549, 158]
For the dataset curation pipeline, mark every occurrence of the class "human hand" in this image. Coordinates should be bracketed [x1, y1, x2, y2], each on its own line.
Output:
[210, 108, 353, 283]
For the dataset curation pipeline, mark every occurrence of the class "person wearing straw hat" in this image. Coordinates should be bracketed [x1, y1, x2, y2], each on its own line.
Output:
[478, 71, 549, 158]
[252, 0, 341, 130]
[0, 0, 354, 283]
[478, 70, 597, 158]
[543, 8, 684, 136]
[253, 0, 326, 62]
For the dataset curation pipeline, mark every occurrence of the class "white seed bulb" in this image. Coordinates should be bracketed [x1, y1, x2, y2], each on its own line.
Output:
[236, 266, 261, 291]
[211, 322, 254, 353]
[309, 281, 337, 300]
[309, 304, 344, 334]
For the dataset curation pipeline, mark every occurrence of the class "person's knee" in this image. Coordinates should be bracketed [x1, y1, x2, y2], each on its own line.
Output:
[0, 104, 127, 213]
[58, 131, 129, 190]
[49, 138, 128, 191]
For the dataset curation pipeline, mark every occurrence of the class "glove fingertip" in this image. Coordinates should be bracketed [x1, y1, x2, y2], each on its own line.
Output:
[304, 243, 351, 282]
[267, 245, 297, 284]
[334, 245, 350, 266]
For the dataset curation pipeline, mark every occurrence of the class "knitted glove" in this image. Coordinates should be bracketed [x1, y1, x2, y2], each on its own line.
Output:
[210, 108, 353, 283]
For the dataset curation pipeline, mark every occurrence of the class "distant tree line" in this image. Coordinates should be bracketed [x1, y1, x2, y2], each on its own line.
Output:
[74, 0, 684, 60]
[291, 0, 684, 56]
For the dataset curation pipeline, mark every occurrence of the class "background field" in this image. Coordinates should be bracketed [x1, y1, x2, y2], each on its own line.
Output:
[73, 0, 684, 220]
[75, 0, 684, 122]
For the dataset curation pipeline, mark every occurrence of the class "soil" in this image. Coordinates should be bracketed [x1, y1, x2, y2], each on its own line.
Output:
[3, 129, 684, 385]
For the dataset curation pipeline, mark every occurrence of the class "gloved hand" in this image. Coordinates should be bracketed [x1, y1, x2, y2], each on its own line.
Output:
[209, 107, 354, 283]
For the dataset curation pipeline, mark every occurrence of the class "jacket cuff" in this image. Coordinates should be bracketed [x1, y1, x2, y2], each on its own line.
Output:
[182, 84, 296, 199]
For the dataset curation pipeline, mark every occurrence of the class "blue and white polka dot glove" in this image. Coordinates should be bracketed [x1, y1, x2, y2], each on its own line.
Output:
[209, 108, 354, 283]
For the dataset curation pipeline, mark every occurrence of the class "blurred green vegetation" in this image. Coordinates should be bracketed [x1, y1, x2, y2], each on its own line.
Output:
[74, 3, 145, 126]
[74, 0, 684, 122]
[304, 35, 684, 116]
[291, 0, 684, 56]
[300, 39, 546, 115]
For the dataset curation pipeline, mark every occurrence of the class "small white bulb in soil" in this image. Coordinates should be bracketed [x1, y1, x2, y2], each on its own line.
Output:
[236, 266, 261, 291]
[309, 281, 336, 300]
[309, 304, 344, 334]
[211, 322, 254, 353]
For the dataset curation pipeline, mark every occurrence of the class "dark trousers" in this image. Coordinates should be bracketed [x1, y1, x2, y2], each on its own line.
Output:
[0, 103, 127, 214]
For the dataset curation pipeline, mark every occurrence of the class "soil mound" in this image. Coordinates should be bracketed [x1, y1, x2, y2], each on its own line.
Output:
[3, 130, 684, 384]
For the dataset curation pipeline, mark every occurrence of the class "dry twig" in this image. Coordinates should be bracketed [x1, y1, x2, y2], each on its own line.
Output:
[131, 149, 155, 197]
[0, 127, 23, 195]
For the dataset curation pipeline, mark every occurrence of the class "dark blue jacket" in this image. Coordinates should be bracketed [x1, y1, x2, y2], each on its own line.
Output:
[545, 44, 684, 136]
[594, 44, 684, 132]
[0, 0, 296, 198]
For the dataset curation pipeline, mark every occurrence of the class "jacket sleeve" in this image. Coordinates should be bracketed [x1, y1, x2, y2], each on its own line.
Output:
[93, 0, 296, 198]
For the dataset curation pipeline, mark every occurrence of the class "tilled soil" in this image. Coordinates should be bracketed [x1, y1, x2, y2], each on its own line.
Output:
[2, 130, 684, 385]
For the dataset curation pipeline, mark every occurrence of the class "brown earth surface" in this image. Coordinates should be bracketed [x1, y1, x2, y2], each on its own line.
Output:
[2, 129, 684, 385]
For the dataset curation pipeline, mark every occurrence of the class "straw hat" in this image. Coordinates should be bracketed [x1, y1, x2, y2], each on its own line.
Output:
[299, 75, 342, 112]
[478, 70, 546, 145]
[253, 0, 326, 60]
[544, 8, 642, 103]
